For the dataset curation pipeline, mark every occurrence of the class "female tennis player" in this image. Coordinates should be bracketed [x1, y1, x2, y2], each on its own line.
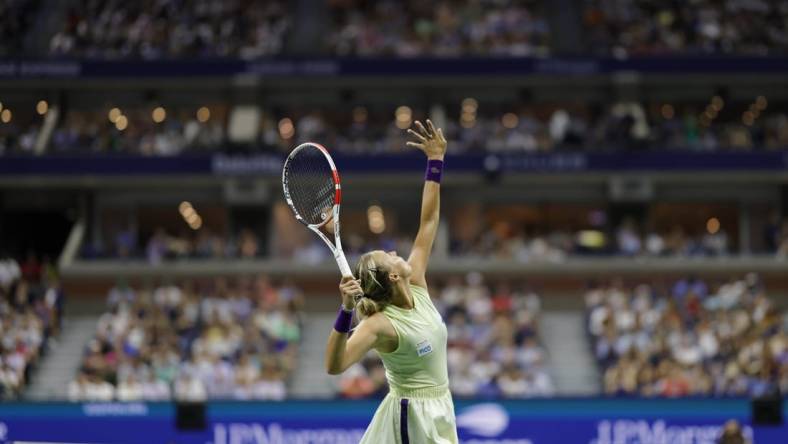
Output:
[325, 119, 456, 444]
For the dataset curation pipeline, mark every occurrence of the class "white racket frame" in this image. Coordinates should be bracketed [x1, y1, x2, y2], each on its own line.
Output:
[282, 142, 353, 277]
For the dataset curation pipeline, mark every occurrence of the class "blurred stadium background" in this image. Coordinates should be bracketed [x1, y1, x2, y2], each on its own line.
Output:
[1, 0, 788, 443]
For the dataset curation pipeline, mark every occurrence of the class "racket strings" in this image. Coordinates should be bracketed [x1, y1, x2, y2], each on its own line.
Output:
[285, 147, 336, 226]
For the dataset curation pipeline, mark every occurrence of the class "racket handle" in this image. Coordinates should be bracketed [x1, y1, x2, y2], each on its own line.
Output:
[336, 251, 353, 277]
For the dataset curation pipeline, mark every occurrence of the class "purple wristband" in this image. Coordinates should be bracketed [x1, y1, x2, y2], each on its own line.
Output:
[425, 159, 443, 183]
[334, 306, 353, 333]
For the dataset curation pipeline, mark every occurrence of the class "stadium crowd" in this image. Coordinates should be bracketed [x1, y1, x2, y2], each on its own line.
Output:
[50, 107, 224, 156]
[5, 0, 788, 59]
[9, 99, 783, 157]
[0, 106, 43, 156]
[0, 253, 63, 399]
[338, 274, 554, 398]
[327, 0, 550, 57]
[586, 274, 787, 397]
[584, 0, 788, 57]
[82, 226, 262, 262]
[49, 0, 290, 59]
[450, 219, 731, 260]
[68, 276, 302, 401]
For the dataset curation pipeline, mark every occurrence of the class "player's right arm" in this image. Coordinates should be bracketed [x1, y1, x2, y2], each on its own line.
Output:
[325, 277, 381, 374]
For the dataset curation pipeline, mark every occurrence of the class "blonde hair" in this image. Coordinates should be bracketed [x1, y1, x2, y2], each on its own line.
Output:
[354, 252, 393, 318]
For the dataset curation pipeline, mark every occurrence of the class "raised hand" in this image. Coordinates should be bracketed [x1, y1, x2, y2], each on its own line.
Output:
[407, 119, 447, 160]
[339, 276, 362, 311]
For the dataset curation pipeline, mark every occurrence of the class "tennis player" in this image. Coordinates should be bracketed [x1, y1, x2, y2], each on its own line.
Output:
[325, 119, 457, 443]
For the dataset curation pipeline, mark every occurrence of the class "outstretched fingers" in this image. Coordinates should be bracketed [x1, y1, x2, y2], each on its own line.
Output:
[407, 128, 427, 141]
[414, 120, 431, 139]
[426, 119, 437, 138]
[437, 127, 446, 144]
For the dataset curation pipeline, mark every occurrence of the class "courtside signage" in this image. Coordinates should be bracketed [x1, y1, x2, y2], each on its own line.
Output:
[0, 399, 785, 444]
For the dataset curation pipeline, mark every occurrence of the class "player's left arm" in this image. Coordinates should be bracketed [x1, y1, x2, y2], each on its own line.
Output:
[406, 119, 447, 289]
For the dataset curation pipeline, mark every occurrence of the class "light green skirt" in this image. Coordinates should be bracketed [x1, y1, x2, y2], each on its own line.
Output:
[359, 385, 458, 444]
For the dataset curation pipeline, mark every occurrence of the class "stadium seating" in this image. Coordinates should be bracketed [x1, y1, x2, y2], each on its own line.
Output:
[3, 99, 787, 157]
[0, 254, 62, 399]
[68, 276, 302, 401]
[586, 274, 787, 397]
[49, 0, 291, 59]
[583, 0, 788, 56]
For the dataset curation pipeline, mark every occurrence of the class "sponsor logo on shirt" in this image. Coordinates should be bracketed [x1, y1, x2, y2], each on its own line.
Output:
[416, 340, 433, 357]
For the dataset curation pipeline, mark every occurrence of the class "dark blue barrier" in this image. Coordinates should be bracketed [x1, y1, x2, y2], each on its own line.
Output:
[3, 57, 788, 78]
[0, 398, 785, 444]
[0, 151, 787, 177]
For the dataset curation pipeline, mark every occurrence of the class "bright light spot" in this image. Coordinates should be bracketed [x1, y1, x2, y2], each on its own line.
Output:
[0, 109, 10, 123]
[461, 98, 478, 113]
[367, 205, 386, 234]
[353, 106, 368, 124]
[179, 201, 193, 215]
[711, 96, 724, 111]
[661, 104, 675, 119]
[755, 96, 767, 110]
[115, 115, 128, 130]
[278, 118, 295, 139]
[576, 230, 606, 248]
[186, 212, 200, 224]
[108, 108, 121, 123]
[36, 100, 48, 115]
[189, 215, 203, 230]
[502, 112, 518, 129]
[152, 107, 166, 123]
[706, 217, 720, 234]
[395, 106, 412, 130]
[197, 107, 210, 123]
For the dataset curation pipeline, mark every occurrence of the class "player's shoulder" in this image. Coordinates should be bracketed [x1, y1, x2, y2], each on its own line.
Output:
[361, 311, 390, 330]
[361, 311, 396, 337]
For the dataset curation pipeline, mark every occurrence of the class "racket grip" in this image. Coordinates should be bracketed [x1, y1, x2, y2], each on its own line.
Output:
[336, 252, 353, 277]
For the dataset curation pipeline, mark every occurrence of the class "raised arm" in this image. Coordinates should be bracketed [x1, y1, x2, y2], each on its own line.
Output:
[406, 120, 447, 289]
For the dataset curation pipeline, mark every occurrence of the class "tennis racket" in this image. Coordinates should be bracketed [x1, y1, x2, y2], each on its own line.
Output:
[282, 142, 353, 277]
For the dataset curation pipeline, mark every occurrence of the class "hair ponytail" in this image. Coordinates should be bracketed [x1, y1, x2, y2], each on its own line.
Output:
[354, 252, 393, 319]
[355, 297, 382, 319]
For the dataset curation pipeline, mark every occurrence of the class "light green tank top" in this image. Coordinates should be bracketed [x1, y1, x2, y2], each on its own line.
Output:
[378, 284, 449, 392]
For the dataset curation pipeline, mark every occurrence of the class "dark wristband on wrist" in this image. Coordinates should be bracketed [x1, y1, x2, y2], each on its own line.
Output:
[334, 306, 353, 333]
[425, 159, 444, 183]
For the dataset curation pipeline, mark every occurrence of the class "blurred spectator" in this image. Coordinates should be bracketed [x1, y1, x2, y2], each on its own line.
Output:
[50, 0, 291, 59]
[0, 106, 43, 156]
[0, 0, 42, 56]
[717, 419, 751, 444]
[69, 276, 303, 401]
[587, 274, 786, 398]
[0, 255, 62, 399]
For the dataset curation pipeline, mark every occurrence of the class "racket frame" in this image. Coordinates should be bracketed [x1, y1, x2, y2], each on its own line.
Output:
[282, 142, 353, 277]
